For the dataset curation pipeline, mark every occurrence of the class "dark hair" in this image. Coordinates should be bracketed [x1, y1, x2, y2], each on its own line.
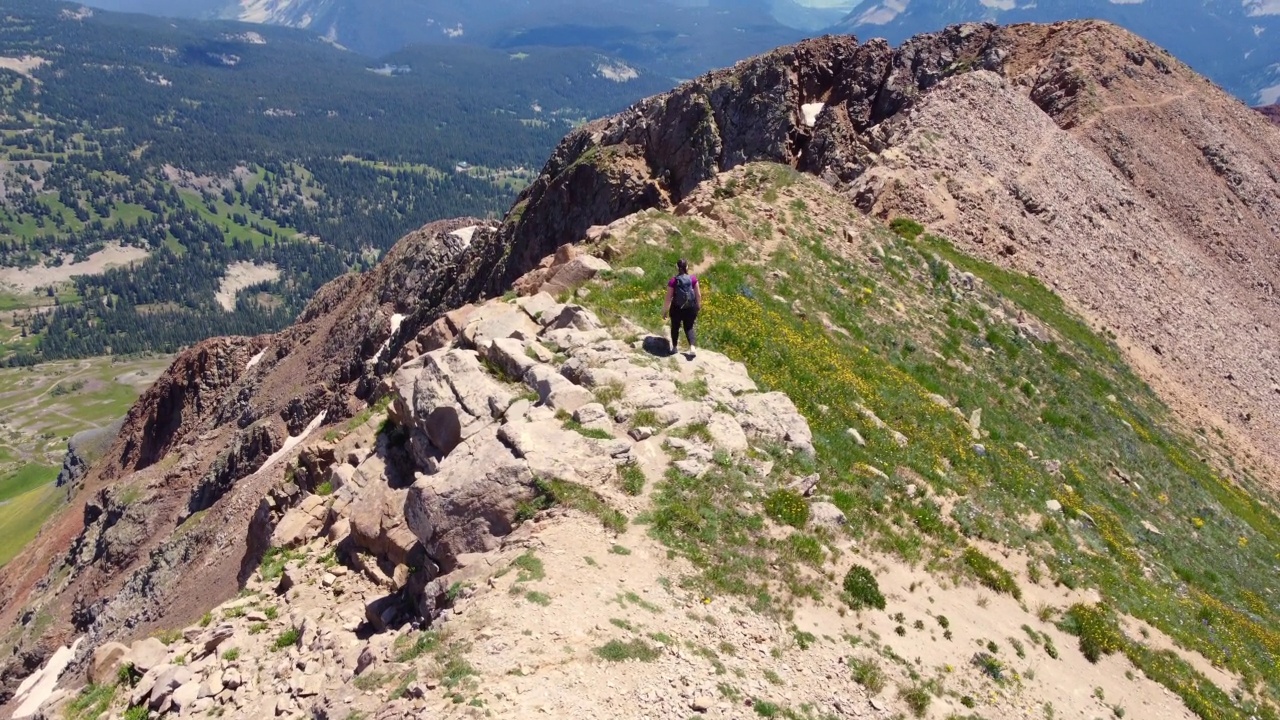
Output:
[677, 258, 688, 273]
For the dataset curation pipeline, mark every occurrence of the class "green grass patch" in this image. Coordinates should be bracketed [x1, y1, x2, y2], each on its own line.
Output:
[594, 639, 661, 662]
[531, 477, 627, 533]
[65, 683, 116, 720]
[513, 552, 545, 582]
[1059, 603, 1123, 663]
[273, 627, 301, 650]
[394, 631, 441, 663]
[619, 462, 646, 496]
[0, 481, 62, 567]
[764, 489, 809, 528]
[962, 547, 1021, 600]
[0, 464, 58, 503]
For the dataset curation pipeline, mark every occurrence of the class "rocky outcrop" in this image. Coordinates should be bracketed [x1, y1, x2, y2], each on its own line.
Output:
[55, 419, 124, 490]
[1260, 104, 1280, 126]
[487, 20, 1280, 473]
[7, 261, 832, 719]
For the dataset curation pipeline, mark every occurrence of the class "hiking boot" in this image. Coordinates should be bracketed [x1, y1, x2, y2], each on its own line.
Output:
[686, 347, 697, 359]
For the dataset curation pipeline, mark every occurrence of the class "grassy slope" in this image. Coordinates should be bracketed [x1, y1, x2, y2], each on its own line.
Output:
[0, 355, 168, 567]
[581, 164, 1280, 720]
[0, 467, 60, 567]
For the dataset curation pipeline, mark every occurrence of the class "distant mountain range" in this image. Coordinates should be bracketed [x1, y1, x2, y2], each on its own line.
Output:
[79, 0, 1280, 103]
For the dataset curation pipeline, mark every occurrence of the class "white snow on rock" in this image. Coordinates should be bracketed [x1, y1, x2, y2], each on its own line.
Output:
[801, 102, 825, 127]
[12, 637, 83, 719]
[445, 226, 477, 254]
[255, 411, 327, 477]
[372, 313, 407, 365]
[246, 348, 267, 370]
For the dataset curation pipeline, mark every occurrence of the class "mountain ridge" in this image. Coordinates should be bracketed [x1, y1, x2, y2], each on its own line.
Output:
[2, 17, 1280, 720]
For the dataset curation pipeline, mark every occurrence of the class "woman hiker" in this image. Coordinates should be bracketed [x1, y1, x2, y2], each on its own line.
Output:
[662, 258, 702, 357]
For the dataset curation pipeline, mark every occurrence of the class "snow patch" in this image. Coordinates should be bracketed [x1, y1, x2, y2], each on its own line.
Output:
[801, 102, 825, 127]
[255, 411, 327, 477]
[12, 637, 83, 719]
[246, 348, 267, 370]
[223, 31, 268, 44]
[445, 226, 478, 254]
[59, 6, 93, 21]
[372, 313, 407, 365]
[597, 61, 639, 82]
[854, 0, 908, 25]
[1244, 0, 1280, 16]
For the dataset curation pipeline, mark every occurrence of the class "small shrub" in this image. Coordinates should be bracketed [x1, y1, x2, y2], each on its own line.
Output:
[116, 662, 138, 687]
[1060, 603, 1123, 663]
[123, 706, 149, 720]
[842, 565, 886, 611]
[764, 489, 809, 528]
[525, 590, 552, 606]
[155, 629, 183, 645]
[316, 480, 334, 496]
[609, 544, 631, 556]
[199, 612, 212, 627]
[962, 547, 1021, 599]
[754, 700, 782, 717]
[889, 217, 925, 240]
[849, 657, 886, 693]
[899, 683, 933, 717]
[263, 605, 279, 620]
[594, 639, 661, 662]
[513, 552, 546, 582]
[221, 648, 241, 661]
[273, 627, 301, 651]
[619, 462, 646, 496]
[972, 652, 1005, 681]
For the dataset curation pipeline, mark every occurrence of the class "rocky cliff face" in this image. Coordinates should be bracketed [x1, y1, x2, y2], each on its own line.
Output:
[491, 20, 1280, 475]
[0, 218, 503, 702]
[1261, 104, 1280, 126]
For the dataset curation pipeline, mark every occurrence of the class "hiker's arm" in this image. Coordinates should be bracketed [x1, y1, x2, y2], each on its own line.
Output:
[694, 282, 703, 308]
[662, 286, 673, 318]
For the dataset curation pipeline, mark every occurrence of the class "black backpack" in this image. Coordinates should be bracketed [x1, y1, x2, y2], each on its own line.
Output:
[673, 273, 695, 309]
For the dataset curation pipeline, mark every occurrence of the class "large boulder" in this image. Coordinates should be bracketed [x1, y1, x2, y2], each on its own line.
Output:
[523, 364, 593, 413]
[392, 349, 516, 461]
[89, 641, 129, 685]
[126, 637, 168, 674]
[404, 432, 536, 573]
[733, 392, 815, 455]
[348, 481, 421, 568]
[460, 304, 540, 349]
[542, 255, 612, 297]
[497, 416, 617, 487]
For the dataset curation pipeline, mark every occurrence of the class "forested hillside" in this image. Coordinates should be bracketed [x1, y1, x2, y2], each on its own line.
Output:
[0, 0, 667, 364]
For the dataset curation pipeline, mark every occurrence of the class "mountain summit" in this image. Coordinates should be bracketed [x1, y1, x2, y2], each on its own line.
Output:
[3, 18, 1280, 720]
